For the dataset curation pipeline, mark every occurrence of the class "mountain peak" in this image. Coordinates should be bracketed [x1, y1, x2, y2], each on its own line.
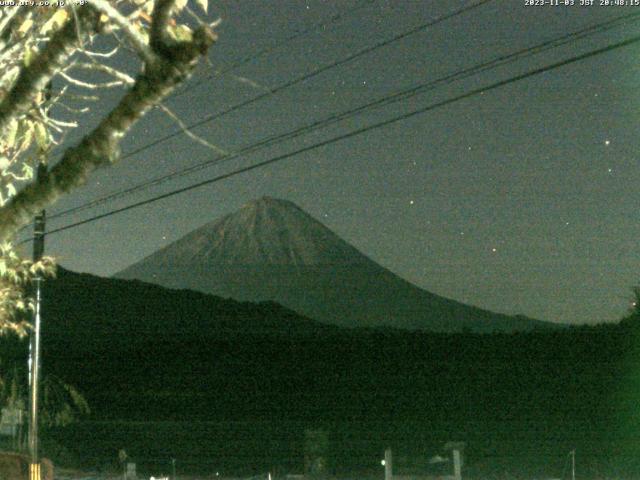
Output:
[236, 196, 309, 230]
[116, 197, 557, 332]
[244, 196, 293, 208]
[128, 197, 367, 268]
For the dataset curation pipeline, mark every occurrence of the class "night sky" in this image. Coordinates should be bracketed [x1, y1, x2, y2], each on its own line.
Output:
[28, 0, 640, 325]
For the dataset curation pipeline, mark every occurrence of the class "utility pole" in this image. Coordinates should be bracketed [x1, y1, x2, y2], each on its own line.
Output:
[384, 448, 392, 480]
[28, 161, 46, 480]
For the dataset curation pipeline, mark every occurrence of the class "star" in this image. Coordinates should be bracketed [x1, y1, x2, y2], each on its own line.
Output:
[491, 247, 497, 253]
[409, 200, 414, 205]
[604, 139, 611, 146]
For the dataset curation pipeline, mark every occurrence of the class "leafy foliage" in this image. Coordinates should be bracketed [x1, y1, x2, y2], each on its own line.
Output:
[41, 375, 90, 427]
[0, 243, 54, 336]
[0, 356, 89, 431]
[0, 1, 214, 439]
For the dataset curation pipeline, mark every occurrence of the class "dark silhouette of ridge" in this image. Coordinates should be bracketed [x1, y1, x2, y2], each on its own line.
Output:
[12, 265, 630, 477]
[43, 266, 336, 350]
[116, 197, 559, 333]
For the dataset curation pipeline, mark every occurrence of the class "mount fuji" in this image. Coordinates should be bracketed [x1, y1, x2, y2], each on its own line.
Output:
[116, 197, 557, 333]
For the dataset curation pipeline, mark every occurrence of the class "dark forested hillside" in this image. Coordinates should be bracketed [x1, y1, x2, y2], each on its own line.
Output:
[6, 267, 640, 477]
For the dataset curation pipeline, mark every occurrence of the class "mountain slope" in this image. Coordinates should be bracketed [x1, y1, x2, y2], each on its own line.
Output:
[43, 266, 337, 350]
[116, 197, 557, 332]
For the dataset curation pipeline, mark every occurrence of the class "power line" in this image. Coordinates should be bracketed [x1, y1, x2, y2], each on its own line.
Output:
[25, 31, 640, 242]
[14, 0, 492, 237]
[81, 0, 493, 163]
[44, 10, 640, 223]
[49, 0, 489, 169]
[169, 0, 377, 100]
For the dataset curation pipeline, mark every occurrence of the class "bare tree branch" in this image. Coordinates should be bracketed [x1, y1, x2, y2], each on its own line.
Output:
[0, 7, 30, 52]
[46, 117, 79, 129]
[0, 6, 99, 133]
[157, 103, 227, 155]
[58, 71, 128, 89]
[73, 62, 136, 85]
[0, 14, 217, 241]
[150, 0, 175, 53]
[88, 0, 155, 63]
[80, 45, 119, 58]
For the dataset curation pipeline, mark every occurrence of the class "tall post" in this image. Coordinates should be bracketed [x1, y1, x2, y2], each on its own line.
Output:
[28, 162, 46, 480]
[452, 449, 462, 480]
[384, 448, 392, 480]
[571, 450, 575, 480]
